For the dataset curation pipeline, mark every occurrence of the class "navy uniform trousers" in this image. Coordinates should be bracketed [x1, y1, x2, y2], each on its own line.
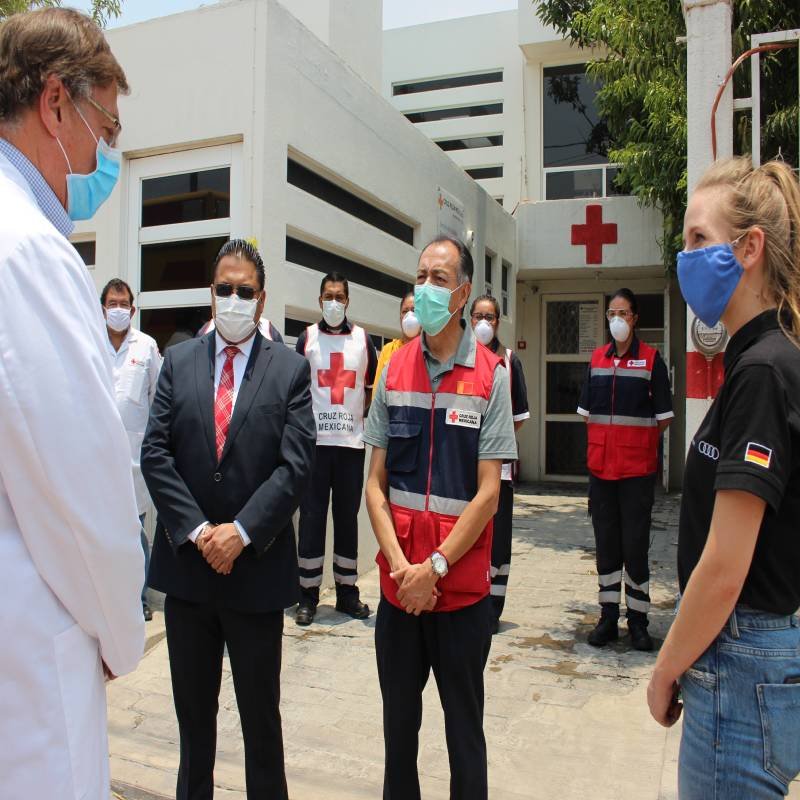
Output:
[297, 444, 365, 604]
[589, 473, 655, 627]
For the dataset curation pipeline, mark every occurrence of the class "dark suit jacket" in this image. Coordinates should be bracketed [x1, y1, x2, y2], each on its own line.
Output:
[142, 331, 315, 612]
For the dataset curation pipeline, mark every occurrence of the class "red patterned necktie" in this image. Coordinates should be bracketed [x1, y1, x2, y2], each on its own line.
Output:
[214, 345, 240, 460]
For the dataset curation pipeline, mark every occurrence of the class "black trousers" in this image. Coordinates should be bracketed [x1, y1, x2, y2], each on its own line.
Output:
[298, 444, 365, 603]
[588, 474, 655, 626]
[490, 480, 514, 620]
[375, 595, 492, 800]
[163, 596, 287, 800]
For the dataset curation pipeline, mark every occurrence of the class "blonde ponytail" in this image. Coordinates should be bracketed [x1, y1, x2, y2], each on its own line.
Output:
[696, 157, 800, 344]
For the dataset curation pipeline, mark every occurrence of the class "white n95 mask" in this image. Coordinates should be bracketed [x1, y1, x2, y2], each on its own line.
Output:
[215, 294, 258, 343]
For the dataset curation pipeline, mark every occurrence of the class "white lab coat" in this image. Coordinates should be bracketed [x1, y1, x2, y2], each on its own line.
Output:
[0, 153, 145, 799]
[108, 328, 162, 514]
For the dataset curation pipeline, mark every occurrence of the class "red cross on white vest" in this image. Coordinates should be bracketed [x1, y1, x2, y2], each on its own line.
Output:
[318, 352, 356, 405]
[571, 204, 618, 265]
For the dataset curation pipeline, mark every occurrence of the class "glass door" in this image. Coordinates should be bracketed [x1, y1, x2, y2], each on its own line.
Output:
[540, 294, 605, 480]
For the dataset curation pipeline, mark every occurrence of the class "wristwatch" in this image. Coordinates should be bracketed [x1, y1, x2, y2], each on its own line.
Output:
[430, 550, 449, 579]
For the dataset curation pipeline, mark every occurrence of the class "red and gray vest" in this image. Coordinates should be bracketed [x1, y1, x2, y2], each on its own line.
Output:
[585, 338, 660, 480]
[378, 336, 503, 612]
[305, 322, 368, 449]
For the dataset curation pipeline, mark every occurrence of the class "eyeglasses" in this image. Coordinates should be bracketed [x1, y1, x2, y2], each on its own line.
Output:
[471, 312, 497, 323]
[214, 283, 259, 301]
[606, 310, 633, 320]
[84, 96, 122, 147]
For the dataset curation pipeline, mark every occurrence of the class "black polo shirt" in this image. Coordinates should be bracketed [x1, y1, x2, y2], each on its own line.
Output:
[678, 310, 800, 614]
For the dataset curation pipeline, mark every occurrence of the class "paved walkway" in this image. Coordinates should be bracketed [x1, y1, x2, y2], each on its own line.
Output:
[106, 486, 798, 799]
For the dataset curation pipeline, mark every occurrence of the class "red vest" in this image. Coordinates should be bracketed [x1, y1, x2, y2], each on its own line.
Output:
[585, 339, 660, 480]
[378, 336, 502, 612]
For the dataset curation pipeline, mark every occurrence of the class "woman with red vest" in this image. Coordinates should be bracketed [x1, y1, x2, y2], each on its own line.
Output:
[470, 294, 530, 633]
[577, 288, 673, 651]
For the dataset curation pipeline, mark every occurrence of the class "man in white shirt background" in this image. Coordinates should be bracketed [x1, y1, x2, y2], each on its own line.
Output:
[102, 278, 162, 620]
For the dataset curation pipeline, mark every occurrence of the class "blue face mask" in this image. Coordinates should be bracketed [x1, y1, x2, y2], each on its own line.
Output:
[413, 282, 465, 336]
[676, 241, 744, 327]
[56, 102, 121, 221]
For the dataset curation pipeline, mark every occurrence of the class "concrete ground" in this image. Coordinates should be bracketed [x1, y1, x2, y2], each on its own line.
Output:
[107, 486, 799, 799]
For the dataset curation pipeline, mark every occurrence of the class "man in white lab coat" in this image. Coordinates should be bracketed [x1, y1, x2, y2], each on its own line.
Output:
[102, 277, 163, 621]
[0, 9, 145, 799]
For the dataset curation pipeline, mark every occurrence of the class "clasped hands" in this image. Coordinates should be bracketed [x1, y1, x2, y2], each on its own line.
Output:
[196, 523, 244, 575]
[390, 560, 440, 615]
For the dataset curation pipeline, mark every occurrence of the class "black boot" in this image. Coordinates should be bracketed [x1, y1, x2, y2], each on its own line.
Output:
[587, 616, 619, 647]
[628, 622, 654, 651]
[295, 599, 317, 626]
[335, 589, 370, 619]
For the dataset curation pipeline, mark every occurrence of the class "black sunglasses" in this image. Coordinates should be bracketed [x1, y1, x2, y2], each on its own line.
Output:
[214, 283, 258, 301]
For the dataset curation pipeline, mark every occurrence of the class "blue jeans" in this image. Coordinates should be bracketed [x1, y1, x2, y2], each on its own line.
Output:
[139, 513, 150, 605]
[679, 607, 800, 798]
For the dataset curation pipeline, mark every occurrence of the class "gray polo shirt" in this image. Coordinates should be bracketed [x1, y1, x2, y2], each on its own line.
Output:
[363, 323, 517, 460]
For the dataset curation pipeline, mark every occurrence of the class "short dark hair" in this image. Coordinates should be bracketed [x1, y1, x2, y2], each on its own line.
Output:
[421, 236, 474, 283]
[101, 278, 133, 306]
[400, 290, 414, 308]
[610, 288, 638, 315]
[470, 294, 500, 318]
[213, 239, 265, 291]
[320, 271, 349, 298]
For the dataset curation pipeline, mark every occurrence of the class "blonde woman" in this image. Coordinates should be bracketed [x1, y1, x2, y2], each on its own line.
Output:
[648, 158, 800, 798]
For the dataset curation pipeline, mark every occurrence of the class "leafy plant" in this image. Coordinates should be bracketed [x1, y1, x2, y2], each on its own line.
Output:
[0, 0, 122, 27]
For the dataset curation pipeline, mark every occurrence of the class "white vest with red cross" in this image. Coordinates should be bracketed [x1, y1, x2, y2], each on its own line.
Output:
[304, 322, 368, 448]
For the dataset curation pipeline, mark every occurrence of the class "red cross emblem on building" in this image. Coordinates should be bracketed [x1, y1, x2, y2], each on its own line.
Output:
[571, 204, 618, 265]
[449, 410, 459, 423]
[318, 352, 356, 405]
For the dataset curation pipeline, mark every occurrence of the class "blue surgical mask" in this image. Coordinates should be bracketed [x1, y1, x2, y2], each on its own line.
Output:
[414, 282, 465, 336]
[56, 102, 121, 221]
[676, 241, 744, 327]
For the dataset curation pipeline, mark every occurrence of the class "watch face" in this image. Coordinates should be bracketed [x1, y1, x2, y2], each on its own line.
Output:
[432, 553, 447, 576]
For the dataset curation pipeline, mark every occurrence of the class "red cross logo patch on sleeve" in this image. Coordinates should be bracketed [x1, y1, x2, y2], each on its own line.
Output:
[318, 352, 357, 405]
[744, 442, 772, 469]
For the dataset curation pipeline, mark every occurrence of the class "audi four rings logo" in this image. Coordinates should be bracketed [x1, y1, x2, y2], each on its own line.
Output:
[697, 440, 720, 461]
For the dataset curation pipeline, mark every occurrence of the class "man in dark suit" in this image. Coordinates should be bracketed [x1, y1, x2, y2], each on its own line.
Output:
[142, 239, 315, 800]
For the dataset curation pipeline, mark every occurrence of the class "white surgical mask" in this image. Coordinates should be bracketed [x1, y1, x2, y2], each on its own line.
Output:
[106, 307, 131, 333]
[322, 299, 346, 328]
[473, 319, 495, 346]
[401, 311, 421, 338]
[609, 316, 631, 343]
[215, 294, 258, 343]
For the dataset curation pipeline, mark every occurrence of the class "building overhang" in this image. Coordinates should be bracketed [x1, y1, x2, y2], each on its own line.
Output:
[515, 195, 665, 274]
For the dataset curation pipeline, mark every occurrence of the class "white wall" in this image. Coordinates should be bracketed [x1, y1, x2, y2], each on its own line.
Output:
[383, 11, 525, 212]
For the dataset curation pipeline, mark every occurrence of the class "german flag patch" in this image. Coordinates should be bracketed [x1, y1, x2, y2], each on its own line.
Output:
[744, 442, 772, 469]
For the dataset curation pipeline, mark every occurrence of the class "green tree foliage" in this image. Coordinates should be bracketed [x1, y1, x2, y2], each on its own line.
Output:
[537, 0, 800, 270]
[0, 0, 122, 27]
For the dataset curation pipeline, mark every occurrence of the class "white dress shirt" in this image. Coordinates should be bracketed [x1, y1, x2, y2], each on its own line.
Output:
[188, 330, 258, 546]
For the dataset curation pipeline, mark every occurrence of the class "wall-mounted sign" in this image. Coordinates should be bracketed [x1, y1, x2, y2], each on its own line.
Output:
[691, 317, 728, 357]
[517, 340, 527, 350]
[436, 186, 466, 243]
[578, 302, 600, 354]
